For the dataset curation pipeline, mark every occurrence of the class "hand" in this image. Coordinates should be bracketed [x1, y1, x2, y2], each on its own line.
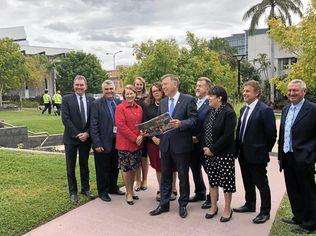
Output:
[76, 132, 89, 142]
[203, 147, 213, 157]
[152, 136, 160, 145]
[192, 136, 198, 144]
[95, 147, 104, 153]
[169, 119, 181, 128]
[136, 135, 143, 146]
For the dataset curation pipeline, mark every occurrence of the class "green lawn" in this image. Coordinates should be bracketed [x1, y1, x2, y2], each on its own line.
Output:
[0, 109, 63, 134]
[0, 149, 100, 236]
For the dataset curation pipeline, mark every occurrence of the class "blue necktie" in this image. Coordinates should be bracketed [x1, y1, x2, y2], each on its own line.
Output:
[169, 98, 174, 117]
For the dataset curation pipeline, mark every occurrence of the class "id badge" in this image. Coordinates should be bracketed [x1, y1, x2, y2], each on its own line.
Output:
[113, 126, 117, 134]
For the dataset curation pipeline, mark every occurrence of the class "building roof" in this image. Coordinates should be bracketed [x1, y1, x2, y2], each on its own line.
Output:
[0, 26, 27, 42]
[20, 45, 72, 56]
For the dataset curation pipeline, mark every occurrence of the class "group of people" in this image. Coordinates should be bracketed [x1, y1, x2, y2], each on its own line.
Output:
[61, 74, 316, 234]
[42, 89, 62, 116]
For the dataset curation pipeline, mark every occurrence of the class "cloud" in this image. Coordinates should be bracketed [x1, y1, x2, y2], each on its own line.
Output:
[80, 31, 133, 42]
[46, 22, 76, 32]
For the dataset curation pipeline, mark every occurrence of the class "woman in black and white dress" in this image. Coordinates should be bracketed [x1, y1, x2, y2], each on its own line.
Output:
[203, 86, 237, 222]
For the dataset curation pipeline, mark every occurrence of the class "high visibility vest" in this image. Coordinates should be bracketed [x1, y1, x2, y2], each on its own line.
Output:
[43, 94, 51, 104]
[53, 93, 62, 104]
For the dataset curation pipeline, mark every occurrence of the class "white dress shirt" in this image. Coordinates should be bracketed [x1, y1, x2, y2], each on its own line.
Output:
[75, 93, 88, 122]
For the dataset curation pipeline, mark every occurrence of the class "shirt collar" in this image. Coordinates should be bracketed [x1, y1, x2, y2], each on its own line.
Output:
[197, 96, 208, 104]
[170, 91, 180, 101]
[291, 98, 305, 109]
[75, 93, 86, 99]
[122, 99, 138, 108]
[247, 98, 258, 109]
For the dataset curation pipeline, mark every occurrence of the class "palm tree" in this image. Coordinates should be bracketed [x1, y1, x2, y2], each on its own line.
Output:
[243, 0, 303, 105]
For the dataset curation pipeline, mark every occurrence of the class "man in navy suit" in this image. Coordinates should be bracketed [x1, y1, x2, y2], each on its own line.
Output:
[90, 80, 125, 202]
[278, 80, 316, 234]
[233, 80, 277, 224]
[189, 77, 211, 207]
[149, 74, 197, 218]
[62, 75, 95, 203]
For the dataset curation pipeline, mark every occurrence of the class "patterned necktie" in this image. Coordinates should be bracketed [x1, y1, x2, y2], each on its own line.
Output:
[169, 97, 174, 117]
[110, 101, 116, 123]
[283, 106, 296, 153]
[239, 106, 250, 143]
[79, 96, 86, 128]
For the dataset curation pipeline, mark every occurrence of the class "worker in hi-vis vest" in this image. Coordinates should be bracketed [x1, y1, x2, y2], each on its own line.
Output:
[53, 90, 62, 116]
[42, 89, 52, 115]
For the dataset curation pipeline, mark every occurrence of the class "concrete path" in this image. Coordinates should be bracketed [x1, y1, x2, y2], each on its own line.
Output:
[24, 156, 285, 236]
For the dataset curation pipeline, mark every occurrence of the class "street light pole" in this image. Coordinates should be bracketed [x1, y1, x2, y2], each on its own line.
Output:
[235, 54, 245, 100]
[106, 50, 123, 72]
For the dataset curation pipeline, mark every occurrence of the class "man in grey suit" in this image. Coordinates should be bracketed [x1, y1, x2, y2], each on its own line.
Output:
[149, 74, 197, 218]
[62, 75, 95, 203]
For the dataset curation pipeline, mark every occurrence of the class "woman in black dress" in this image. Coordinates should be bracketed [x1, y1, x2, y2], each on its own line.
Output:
[203, 86, 237, 222]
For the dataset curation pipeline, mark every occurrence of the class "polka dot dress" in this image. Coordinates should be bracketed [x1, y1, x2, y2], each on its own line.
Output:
[205, 154, 236, 193]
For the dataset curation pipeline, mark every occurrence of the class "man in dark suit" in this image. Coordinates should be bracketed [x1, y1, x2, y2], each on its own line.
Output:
[189, 77, 211, 207]
[149, 74, 197, 218]
[90, 80, 125, 202]
[234, 80, 277, 224]
[278, 79, 316, 234]
[62, 75, 95, 203]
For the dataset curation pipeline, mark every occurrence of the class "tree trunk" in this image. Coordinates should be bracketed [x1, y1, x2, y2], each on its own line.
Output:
[0, 84, 3, 107]
[270, 37, 275, 106]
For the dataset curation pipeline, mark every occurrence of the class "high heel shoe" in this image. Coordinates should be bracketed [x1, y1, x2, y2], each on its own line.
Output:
[205, 208, 218, 219]
[220, 210, 233, 222]
[126, 195, 134, 205]
[132, 195, 139, 200]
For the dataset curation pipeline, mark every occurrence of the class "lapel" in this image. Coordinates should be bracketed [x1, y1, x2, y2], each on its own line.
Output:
[292, 100, 309, 127]
[244, 101, 260, 132]
[172, 93, 182, 117]
[101, 97, 114, 124]
[198, 100, 208, 112]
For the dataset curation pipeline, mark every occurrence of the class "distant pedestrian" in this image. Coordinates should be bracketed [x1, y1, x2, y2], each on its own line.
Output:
[42, 89, 51, 115]
[53, 90, 62, 116]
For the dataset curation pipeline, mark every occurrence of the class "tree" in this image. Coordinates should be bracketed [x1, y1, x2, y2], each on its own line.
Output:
[240, 60, 261, 82]
[55, 51, 108, 93]
[0, 38, 27, 106]
[243, 0, 303, 104]
[208, 37, 237, 67]
[269, 0, 316, 95]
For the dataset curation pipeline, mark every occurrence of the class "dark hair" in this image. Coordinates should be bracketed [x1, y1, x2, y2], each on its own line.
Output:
[209, 85, 233, 108]
[122, 85, 137, 100]
[145, 82, 165, 105]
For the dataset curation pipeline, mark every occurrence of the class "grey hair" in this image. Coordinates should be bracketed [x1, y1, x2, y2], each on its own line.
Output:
[197, 77, 212, 90]
[102, 79, 115, 90]
[289, 79, 307, 91]
[161, 74, 180, 88]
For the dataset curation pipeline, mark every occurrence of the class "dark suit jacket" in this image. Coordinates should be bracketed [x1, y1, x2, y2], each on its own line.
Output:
[236, 100, 277, 164]
[62, 93, 94, 145]
[193, 99, 210, 144]
[278, 99, 316, 167]
[204, 105, 237, 156]
[158, 93, 197, 154]
[90, 97, 120, 153]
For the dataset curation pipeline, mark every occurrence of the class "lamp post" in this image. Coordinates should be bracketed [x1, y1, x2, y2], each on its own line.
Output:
[106, 50, 123, 72]
[234, 54, 245, 99]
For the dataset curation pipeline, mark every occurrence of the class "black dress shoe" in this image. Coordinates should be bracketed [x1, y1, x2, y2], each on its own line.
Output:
[233, 205, 255, 213]
[281, 217, 300, 225]
[179, 207, 188, 218]
[189, 194, 206, 202]
[110, 189, 125, 195]
[291, 227, 315, 234]
[205, 208, 218, 219]
[81, 191, 96, 200]
[252, 213, 270, 224]
[100, 193, 111, 202]
[220, 210, 233, 223]
[70, 194, 78, 203]
[201, 199, 212, 209]
[132, 195, 139, 200]
[149, 205, 169, 216]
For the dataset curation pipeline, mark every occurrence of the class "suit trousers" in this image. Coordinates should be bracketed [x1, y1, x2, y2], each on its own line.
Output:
[189, 143, 206, 195]
[94, 140, 119, 196]
[238, 149, 271, 214]
[65, 142, 91, 194]
[283, 152, 316, 230]
[160, 151, 190, 208]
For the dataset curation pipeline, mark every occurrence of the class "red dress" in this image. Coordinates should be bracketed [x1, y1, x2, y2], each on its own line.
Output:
[115, 100, 143, 151]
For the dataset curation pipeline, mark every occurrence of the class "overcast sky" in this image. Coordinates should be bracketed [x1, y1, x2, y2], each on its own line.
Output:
[0, 0, 310, 70]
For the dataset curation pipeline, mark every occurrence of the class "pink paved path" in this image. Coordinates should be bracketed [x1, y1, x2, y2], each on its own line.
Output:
[24, 157, 285, 236]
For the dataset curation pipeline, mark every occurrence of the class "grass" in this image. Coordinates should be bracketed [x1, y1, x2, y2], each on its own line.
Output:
[0, 109, 63, 134]
[0, 149, 123, 236]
